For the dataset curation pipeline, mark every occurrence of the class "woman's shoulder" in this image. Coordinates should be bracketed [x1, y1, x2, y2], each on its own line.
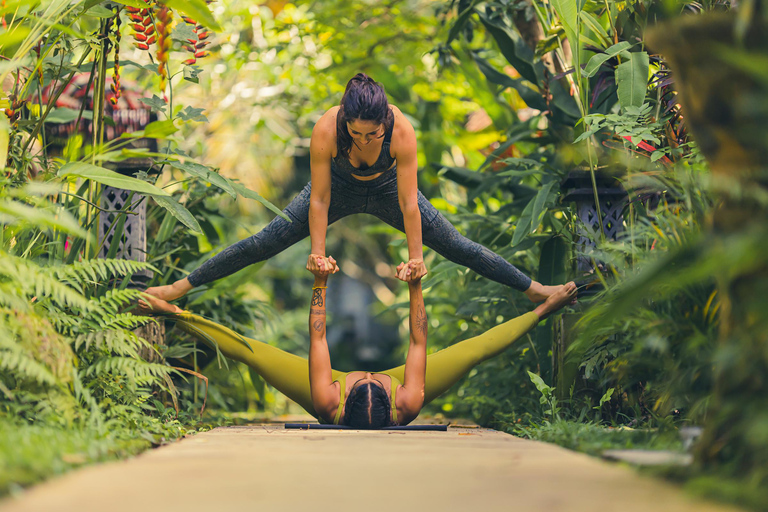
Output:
[388, 105, 416, 154]
[310, 107, 339, 153]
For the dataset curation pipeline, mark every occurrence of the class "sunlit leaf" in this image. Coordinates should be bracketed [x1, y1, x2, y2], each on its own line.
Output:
[231, 182, 290, 222]
[58, 162, 170, 197]
[617, 52, 649, 109]
[149, 195, 202, 233]
[162, 0, 222, 31]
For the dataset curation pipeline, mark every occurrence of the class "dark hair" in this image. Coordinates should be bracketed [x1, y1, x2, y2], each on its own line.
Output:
[341, 381, 392, 429]
[336, 73, 393, 159]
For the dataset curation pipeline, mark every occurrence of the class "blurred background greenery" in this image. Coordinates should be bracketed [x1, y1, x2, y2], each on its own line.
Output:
[2, 0, 767, 508]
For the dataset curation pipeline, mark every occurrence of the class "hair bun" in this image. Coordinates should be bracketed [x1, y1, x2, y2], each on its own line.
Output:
[353, 72, 374, 84]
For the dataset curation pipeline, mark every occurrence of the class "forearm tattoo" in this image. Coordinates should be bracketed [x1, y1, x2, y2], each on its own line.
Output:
[309, 308, 326, 316]
[413, 305, 428, 338]
[312, 318, 324, 333]
[311, 288, 324, 307]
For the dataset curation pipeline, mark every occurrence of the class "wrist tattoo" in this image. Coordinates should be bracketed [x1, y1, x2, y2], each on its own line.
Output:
[309, 308, 326, 316]
[311, 288, 324, 307]
[312, 319, 324, 332]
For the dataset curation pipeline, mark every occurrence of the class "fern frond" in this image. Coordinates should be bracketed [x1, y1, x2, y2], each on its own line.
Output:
[52, 259, 157, 285]
[89, 289, 144, 316]
[84, 312, 153, 331]
[85, 356, 172, 381]
[0, 255, 90, 310]
[0, 349, 58, 386]
[74, 329, 151, 357]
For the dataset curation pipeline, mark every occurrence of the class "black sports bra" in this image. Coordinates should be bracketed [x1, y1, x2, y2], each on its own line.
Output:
[332, 119, 396, 177]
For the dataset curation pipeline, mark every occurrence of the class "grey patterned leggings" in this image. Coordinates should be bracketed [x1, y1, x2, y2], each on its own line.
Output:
[187, 167, 532, 291]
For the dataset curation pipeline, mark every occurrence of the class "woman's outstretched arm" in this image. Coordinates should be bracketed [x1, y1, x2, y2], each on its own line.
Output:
[398, 266, 427, 422]
[391, 107, 427, 281]
[307, 257, 339, 421]
[307, 111, 334, 274]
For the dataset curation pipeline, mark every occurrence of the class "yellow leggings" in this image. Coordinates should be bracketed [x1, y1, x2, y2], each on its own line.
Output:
[171, 311, 539, 418]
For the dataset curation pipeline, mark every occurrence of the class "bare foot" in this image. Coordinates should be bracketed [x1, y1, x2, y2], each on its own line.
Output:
[533, 282, 577, 320]
[145, 278, 193, 302]
[524, 281, 567, 303]
[137, 292, 185, 315]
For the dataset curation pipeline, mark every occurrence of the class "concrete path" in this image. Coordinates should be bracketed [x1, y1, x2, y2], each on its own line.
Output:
[0, 424, 742, 512]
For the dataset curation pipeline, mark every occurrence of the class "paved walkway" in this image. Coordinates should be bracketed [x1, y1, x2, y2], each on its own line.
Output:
[0, 424, 742, 512]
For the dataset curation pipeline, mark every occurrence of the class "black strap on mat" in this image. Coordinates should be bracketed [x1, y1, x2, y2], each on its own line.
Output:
[284, 423, 448, 431]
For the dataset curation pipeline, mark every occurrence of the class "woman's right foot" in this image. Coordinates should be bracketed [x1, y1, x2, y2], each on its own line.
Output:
[533, 282, 577, 320]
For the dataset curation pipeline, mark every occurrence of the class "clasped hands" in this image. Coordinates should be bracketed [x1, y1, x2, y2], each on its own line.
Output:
[306, 254, 427, 283]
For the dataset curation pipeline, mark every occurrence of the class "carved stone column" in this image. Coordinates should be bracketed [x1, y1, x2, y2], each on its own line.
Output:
[562, 170, 629, 274]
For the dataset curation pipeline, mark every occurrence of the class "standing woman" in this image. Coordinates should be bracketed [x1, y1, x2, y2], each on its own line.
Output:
[146, 73, 562, 301]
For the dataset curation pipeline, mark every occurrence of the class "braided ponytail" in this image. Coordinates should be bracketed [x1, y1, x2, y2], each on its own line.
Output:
[342, 381, 393, 429]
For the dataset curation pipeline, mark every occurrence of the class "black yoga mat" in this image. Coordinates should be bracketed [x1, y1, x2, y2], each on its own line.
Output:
[284, 423, 448, 431]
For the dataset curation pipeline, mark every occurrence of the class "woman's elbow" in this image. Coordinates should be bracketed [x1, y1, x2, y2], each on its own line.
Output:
[399, 198, 420, 216]
[310, 197, 330, 212]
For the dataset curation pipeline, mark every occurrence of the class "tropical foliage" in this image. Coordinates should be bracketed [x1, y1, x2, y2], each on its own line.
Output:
[2, 0, 767, 509]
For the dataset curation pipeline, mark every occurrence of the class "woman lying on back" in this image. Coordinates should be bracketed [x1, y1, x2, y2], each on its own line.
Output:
[140, 259, 576, 428]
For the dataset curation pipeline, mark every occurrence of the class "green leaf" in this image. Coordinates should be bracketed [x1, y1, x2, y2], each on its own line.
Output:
[582, 54, 611, 78]
[598, 388, 615, 408]
[527, 371, 553, 396]
[43, 107, 93, 124]
[512, 196, 536, 247]
[183, 65, 201, 83]
[111, 0, 148, 7]
[0, 200, 89, 239]
[150, 195, 202, 233]
[144, 119, 178, 138]
[171, 21, 197, 43]
[85, 5, 114, 17]
[530, 180, 558, 234]
[0, 115, 8, 169]
[473, 54, 547, 111]
[446, 0, 480, 43]
[139, 95, 167, 114]
[538, 236, 569, 286]
[582, 41, 633, 78]
[616, 52, 649, 109]
[105, 207, 130, 260]
[477, 11, 538, 84]
[0, 26, 30, 47]
[168, 160, 235, 197]
[232, 182, 290, 222]
[162, 0, 222, 31]
[59, 162, 170, 197]
[176, 105, 207, 122]
[579, 11, 609, 46]
[93, 148, 188, 162]
[551, 0, 580, 70]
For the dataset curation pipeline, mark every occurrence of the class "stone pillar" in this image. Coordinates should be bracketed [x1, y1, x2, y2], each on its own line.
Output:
[97, 183, 153, 287]
[552, 170, 628, 398]
[562, 170, 628, 274]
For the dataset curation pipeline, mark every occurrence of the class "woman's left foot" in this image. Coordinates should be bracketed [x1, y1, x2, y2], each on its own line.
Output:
[136, 292, 185, 315]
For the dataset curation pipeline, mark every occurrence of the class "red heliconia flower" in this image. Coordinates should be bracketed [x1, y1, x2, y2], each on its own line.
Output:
[128, 1, 153, 55]
[109, 9, 122, 106]
[155, 4, 172, 99]
[179, 11, 214, 67]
